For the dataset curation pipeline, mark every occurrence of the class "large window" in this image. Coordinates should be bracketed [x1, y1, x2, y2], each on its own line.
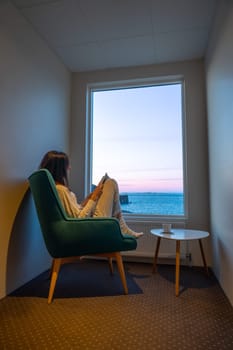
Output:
[89, 79, 186, 217]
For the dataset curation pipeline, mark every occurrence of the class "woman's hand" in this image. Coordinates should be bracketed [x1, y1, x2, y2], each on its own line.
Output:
[81, 183, 104, 206]
[91, 183, 103, 201]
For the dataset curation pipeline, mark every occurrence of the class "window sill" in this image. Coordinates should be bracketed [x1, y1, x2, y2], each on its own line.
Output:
[124, 213, 187, 225]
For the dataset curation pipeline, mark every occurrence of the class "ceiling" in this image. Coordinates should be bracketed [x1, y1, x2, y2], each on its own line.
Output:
[11, 0, 218, 72]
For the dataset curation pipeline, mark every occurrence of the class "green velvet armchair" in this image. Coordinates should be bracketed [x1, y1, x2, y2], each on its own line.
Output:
[28, 169, 137, 303]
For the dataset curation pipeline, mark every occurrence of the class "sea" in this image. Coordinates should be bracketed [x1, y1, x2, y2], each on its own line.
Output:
[120, 192, 184, 216]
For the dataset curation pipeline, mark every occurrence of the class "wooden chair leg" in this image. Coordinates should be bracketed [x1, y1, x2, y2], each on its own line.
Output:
[48, 259, 55, 279]
[108, 258, 114, 275]
[115, 253, 128, 294]
[48, 258, 61, 304]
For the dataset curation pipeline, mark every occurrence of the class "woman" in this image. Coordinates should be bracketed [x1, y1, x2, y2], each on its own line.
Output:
[39, 150, 143, 238]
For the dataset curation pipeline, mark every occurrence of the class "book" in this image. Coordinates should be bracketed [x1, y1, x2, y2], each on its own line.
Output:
[99, 173, 109, 185]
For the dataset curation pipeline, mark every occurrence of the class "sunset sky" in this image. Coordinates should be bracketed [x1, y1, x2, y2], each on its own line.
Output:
[92, 83, 183, 193]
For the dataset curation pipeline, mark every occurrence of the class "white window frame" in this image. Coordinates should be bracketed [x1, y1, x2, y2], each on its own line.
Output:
[86, 75, 188, 223]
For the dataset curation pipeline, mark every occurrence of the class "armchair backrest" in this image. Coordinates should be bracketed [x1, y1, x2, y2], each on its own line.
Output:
[29, 169, 66, 219]
[28, 169, 68, 249]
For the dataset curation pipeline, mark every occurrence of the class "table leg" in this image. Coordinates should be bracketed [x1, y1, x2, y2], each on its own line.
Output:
[153, 237, 161, 273]
[198, 239, 209, 275]
[176, 240, 181, 296]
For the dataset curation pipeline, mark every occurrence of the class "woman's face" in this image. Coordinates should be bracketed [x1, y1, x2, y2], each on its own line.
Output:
[67, 163, 71, 177]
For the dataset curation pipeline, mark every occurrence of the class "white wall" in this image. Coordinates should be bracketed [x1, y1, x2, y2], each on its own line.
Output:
[205, 0, 233, 306]
[0, 2, 71, 299]
[71, 60, 211, 266]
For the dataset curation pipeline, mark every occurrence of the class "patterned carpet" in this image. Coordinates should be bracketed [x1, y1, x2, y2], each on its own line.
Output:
[1, 260, 233, 349]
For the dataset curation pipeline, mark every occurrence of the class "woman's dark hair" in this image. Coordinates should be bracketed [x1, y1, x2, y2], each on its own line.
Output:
[39, 150, 70, 186]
